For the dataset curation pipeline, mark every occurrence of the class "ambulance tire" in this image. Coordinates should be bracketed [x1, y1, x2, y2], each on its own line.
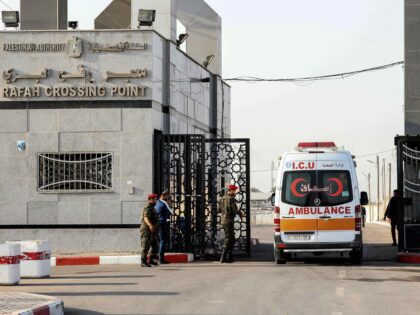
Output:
[275, 249, 290, 264]
[350, 244, 363, 265]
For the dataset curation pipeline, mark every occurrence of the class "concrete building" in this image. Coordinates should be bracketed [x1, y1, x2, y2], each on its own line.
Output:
[405, 0, 420, 134]
[0, 0, 231, 253]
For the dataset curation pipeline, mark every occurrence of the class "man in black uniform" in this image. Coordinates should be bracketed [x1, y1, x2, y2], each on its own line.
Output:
[384, 189, 400, 246]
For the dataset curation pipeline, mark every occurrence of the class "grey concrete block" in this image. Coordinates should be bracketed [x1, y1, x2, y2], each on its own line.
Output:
[28, 133, 59, 154]
[120, 131, 153, 178]
[59, 108, 90, 132]
[0, 110, 27, 132]
[406, 111, 420, 134]
[0, 133, 28, 156]
[58, 200, 90, 224]
[59, 132, 91, 151]
[89, 108, 122, 132]
[90, 132, 120, 152]
[122, 201, 143, 224]
[0, 201, 27, 225]
[90, 200, 122, 224]
[0, 155, 27, 176]
[29, 109, 59, 132]
[122, 108, 152, 131]
[28, 201, 58, 224]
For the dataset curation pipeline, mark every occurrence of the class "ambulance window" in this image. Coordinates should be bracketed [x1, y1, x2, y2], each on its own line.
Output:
[319, 171, 353, 206]
[282, 171, 314, 206]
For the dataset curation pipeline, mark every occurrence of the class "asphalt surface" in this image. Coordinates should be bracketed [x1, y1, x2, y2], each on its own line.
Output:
[1, 223, 419, 315]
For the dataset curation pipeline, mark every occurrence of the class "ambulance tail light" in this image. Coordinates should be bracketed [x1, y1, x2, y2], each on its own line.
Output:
[355, 205, 362, 231]
[274, 206, 281, 233]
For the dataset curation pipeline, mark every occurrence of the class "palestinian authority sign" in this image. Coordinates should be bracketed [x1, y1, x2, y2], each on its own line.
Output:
[3, 43, 66, 52]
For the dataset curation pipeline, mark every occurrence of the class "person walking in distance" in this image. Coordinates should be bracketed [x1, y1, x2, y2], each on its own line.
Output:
[384, 189, 400, 246]
[156, 191, 174, 264]
[220, 185, 241, 263]
[140, 194, 159, 267]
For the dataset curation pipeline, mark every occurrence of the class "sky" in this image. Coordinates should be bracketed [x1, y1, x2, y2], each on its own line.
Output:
[0, 0, 404, 201]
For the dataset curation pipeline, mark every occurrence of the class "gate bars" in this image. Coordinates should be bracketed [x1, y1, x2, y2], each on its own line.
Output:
[395, 136, 420, 251]
[154, 134, 251, 257]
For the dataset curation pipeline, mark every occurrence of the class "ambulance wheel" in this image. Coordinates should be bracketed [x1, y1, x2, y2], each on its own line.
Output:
[350, 244, 363, 265]
[275, 249, 290, 264]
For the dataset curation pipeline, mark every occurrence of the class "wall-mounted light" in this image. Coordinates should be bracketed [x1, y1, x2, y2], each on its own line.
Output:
[17, 140, 26, 152]
[2, 11, 19, 28]
[203, 55, 214, 69]
[176, 33, 189, 48]
[138, 9, 156, 28]
[68, 21, 78, 30]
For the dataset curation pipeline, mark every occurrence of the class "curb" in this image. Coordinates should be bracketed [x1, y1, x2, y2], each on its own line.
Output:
[0, 292, 63, 315]
[370, 221, 390, 227]
[51, 253, 194, 266]
[397, 252, 420, 264]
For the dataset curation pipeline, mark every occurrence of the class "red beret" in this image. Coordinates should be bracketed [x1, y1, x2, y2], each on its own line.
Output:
[228, 185, 238, 191]
[148, 193, 157, 199]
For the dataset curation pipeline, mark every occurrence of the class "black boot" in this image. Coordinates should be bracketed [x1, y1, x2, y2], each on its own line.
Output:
[141, 257, 151, 267]
[220, 250, 227, 263]
[150, 255, 159, 266]
[225, 250, 234, 263]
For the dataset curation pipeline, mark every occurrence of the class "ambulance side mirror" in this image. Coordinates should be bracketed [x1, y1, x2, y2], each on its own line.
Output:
[270, 193, 275, 206]
[360, 191, 369, 206]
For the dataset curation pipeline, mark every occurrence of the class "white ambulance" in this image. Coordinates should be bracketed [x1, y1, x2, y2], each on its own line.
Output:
[272, 142, 368, 264]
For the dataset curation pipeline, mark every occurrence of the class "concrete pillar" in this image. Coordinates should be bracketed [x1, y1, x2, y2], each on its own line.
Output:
[131, 0, 177, 42]
[20, 0, 67, 30]
[405, 0, 420, 134]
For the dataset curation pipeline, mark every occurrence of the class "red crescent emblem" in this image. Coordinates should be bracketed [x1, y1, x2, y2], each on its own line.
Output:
[290, 178, 307, 197]
[327, 178, 344, 197]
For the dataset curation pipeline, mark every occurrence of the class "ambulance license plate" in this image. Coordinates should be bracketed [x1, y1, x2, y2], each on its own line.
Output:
[288, 234, 311, 241]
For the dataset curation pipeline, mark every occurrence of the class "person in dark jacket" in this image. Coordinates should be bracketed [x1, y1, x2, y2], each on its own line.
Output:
[384, 189, 400, 246]
[156, 191, 174, 264]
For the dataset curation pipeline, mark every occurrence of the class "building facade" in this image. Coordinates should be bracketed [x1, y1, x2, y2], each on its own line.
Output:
[0, 1, 231, 253]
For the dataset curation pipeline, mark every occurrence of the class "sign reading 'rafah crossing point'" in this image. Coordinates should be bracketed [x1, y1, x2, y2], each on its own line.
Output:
[1, 85, 146, 98]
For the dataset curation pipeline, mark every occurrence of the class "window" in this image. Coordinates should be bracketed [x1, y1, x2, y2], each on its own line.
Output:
[282, 170, 353, 207]
[38, 153, 113, 193]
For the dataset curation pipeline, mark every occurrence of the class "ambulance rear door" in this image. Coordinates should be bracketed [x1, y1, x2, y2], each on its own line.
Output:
[316, 156, 356, 243]
[280, 159, 318, 244]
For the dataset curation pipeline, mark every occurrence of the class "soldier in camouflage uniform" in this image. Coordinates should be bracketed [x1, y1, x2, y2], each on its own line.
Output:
[140, 194, 159, 267]
[219, 185, 240, 263]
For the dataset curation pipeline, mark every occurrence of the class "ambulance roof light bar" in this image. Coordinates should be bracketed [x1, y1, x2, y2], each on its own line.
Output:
[297, 142, 336, 148]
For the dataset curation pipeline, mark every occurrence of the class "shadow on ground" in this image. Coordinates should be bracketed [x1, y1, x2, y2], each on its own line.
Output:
[233, 241, 399, 266]
[65, 308, 105, 315]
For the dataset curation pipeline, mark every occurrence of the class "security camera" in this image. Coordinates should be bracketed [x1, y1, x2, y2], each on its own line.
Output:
[68, 21, 78, 30]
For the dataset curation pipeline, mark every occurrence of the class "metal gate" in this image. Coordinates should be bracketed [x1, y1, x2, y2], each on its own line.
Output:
[155, 134, 250, 257]
[396, 136, 420, 251]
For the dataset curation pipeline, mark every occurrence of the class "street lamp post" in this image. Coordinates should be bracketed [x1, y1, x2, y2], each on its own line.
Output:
[367, 156, 380, 221]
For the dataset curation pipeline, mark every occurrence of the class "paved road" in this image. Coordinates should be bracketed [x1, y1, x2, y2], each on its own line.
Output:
[2, 223, 419, 315]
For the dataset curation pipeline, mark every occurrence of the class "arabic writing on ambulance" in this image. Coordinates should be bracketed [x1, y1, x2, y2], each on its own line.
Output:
[291, 178, 344, 197]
